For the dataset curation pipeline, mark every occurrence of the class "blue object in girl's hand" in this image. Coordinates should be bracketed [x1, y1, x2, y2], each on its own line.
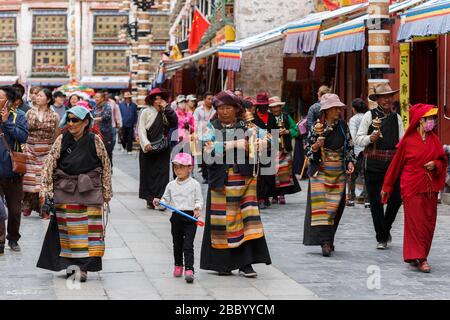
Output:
[158, 201, 205, 227]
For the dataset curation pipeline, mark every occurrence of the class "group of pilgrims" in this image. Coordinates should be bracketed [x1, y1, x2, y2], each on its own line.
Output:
[0, 81, 447, 284]
[139, 84, 448, 279]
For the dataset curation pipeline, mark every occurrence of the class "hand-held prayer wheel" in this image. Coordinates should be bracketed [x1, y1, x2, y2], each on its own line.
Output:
[372, 116, 383, 152]
[314, 119, 326, 163]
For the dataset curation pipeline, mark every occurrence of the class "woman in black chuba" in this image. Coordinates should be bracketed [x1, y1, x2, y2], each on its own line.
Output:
[200, 90, 271, 278]
[138, 88, 178, 209]
[252, 92, 277, 209]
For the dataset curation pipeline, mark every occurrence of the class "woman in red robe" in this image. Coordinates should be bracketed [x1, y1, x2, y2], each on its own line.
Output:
[381, 104, 447, 273]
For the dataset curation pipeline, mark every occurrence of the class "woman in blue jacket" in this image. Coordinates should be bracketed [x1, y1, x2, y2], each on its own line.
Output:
[0, 86, 28, 255]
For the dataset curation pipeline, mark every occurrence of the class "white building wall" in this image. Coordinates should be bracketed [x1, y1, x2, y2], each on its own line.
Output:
[233, 0, 316, 97]
[234, 0, 315, 39]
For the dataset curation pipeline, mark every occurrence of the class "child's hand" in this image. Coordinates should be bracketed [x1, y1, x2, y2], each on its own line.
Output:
[194, 209, 201, 219]
[153, 198, 160, 207]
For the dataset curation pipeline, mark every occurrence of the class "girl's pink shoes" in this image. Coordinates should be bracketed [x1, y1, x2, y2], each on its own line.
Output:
[173, 266, 183, 277]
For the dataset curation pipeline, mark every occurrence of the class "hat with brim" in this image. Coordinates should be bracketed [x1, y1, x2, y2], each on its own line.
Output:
[254, 92, 270, 105]
[268, 96, 286, 107]
[368, 83, 400, 101]
[145, 88, 169, 105]
[186, 94, 197, 101]
[319, 93, 346, 111]
[422, 107, 438, 118]
[177, 95, 187, 103]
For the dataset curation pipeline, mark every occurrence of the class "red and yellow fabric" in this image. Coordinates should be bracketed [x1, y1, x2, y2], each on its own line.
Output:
[210, 168, 264, 249]
[57, 204, 105, 258]
[310, 149, 346, 226]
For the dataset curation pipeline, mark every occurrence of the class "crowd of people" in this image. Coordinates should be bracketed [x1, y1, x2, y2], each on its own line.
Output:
[0, 81, 449, 284]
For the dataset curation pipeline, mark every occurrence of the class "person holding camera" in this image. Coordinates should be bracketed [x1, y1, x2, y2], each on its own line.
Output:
[138, 88, 178, 209]
[0, 86, 28, 254]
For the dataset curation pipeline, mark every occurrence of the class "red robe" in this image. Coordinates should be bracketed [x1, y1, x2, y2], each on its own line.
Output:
[382, 104, 447, 262]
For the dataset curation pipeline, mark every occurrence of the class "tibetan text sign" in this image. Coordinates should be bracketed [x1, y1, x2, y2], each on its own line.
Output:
[399, 42, 410, 129]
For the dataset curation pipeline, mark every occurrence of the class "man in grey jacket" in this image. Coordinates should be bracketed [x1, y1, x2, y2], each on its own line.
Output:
[306, 85, 331, 132]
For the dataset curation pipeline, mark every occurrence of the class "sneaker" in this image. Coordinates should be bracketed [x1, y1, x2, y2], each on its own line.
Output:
[239, 265, 257, 278]
[127, 151, 133, 155]
[346, 200, 355, 207]
[8, 240, 21, 252]
[387, 234, 392, 244]
[218, 271, 232, 276]
[173, 266, 183, 277]
[279, 195, 286, 205]
[185, 270, 194, 283]
[376, 242, 388, 250]
[364, 202, 371, 209]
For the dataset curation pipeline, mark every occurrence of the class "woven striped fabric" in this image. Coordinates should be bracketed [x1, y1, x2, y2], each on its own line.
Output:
[210, 168, 264, 249]
[310, 149, 345, 226]
[23, 138, 53, 194]
[275, 151, 295, 189]
[56, 204, 105, 258]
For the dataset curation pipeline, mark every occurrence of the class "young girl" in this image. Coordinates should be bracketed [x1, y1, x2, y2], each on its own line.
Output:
[153, 153, 203, 283]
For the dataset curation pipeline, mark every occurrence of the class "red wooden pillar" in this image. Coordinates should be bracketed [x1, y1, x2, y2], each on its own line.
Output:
[226, 70, 235, 91]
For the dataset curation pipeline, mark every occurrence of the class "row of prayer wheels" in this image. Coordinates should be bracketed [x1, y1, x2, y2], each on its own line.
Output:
[367, 0, 391, 108]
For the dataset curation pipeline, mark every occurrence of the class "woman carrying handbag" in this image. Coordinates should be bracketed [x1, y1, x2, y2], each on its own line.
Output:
[138, 88, 178, 209]
[0, 86, 28, 254]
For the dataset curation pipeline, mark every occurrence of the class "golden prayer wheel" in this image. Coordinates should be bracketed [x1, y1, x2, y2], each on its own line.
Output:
[368, 30, 390, 46]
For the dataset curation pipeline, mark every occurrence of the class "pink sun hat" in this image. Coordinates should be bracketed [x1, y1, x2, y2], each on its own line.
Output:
[172, 153, 193, 166]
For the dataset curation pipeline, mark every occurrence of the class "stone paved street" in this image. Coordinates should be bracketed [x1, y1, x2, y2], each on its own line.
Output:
[0, 148, 449, 300]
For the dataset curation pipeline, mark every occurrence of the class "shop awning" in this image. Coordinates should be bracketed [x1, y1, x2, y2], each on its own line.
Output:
[218, 23, 290, 72]
[283, 3, 368, 54]
[317, 0, 428, 57]
[0, 76, 19, 85]
[398, 0, 450, 41]
[26, 78, 70, 87]
[316, 16, 366, 57]
[80, 76, 130, 89]
[165, 46, 219, 72]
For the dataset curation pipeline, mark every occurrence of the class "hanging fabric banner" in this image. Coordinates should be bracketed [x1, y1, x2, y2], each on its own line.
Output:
[399, 42, 410, 129]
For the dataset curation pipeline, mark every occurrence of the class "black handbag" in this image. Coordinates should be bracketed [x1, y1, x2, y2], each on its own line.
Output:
[148, 134, 169, 154]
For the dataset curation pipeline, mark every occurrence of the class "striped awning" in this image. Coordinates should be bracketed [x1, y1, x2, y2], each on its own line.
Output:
[316, 17, 366, 57]
[398, 0, 450, 40]
[217, 24, 289, 71]
[26, 78, 70, 87]
[218, 47, 241, 72]
[80, 76, 130, 89]
[0, 76, 19, 85]
[283, 3, 368, 54]
[165, 46, 219, 72]
[316, 0, 429, 57]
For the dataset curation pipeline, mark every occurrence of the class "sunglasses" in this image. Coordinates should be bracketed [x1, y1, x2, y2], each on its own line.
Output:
[67, 117, 81, 124]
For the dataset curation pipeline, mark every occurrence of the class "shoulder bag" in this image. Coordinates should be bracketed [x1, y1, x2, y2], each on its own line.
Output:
[0, 126, 27, 174]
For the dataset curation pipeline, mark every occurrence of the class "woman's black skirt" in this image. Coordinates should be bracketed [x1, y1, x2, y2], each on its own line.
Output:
[139, 147, 171, 201]
[303, 181, 345, 246]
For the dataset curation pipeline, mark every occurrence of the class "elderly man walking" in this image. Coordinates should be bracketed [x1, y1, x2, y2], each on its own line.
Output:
[355, 83, 404, 250]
